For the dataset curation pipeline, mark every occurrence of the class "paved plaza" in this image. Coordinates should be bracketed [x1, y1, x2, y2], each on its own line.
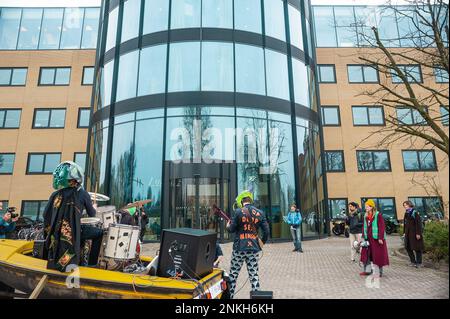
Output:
[142, 235, 449, 299]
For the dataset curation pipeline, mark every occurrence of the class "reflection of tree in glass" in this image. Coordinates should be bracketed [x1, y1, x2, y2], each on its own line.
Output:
[110, 143, 135, 209]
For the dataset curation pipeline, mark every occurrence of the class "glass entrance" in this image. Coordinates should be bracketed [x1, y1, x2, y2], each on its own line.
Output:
[169, 176, 230, 240]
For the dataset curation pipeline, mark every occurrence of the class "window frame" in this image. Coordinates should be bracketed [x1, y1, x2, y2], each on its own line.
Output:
[408, 196, 444, 219]
[361, 197, 397, 219]
[38, 67, 71, 86]
[20, 200, 48, 221]
[391, 64, 423, 84]
[26, 152, 61, 175]
[356, 150, 392, 172]
[81, 66, 95, 86]
[0, 67, 28, 86]
[317, 64, 337, 83]
[324, 150, 346, 172]
[433, 66, 449, 83]
[32, 108, 66, 129]
[402, 149, 438, 172]
[347, 64, 380, 84]
[441, 105, 449, 126]
[351, 105, 385, 126]
[321, 105, 341, 126]
[0, 108, 21, 129]
[396, 106, 428, 126]
[77, 107, 91, 128]
[0, 153, 15, 175]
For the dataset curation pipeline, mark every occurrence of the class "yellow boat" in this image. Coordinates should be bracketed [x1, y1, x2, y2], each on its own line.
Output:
[0, 239, 225, 299]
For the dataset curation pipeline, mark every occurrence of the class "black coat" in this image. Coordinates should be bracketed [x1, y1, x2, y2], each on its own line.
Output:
[403, 209, 425, 251]
[346, 210, 364, 234]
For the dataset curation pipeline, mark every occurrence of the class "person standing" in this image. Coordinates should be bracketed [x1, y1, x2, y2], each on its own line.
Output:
[226, 191, 270, 299]
[360, 199, 389, 278]
[402, 200, 425, 268]
[346, 202, 363, 262]
[284, 204, 303, 252]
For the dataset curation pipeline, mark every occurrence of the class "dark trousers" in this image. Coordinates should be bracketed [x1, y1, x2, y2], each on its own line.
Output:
[80, 225, 103, 266]
[406, 246, 423, 264]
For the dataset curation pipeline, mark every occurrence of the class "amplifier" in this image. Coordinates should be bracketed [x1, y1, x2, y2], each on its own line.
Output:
[32, 240, 46, 259]
[157, 228, 217, 279]
[250, 291, 273, 299]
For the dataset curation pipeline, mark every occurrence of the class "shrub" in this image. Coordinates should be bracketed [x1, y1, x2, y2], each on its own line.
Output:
[423, 221, 449, 263]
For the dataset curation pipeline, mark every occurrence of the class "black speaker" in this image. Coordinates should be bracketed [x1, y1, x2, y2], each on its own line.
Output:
[250, 291, 273, 299]
[32, 240, 46, 259]
[157, 228, 217, 279]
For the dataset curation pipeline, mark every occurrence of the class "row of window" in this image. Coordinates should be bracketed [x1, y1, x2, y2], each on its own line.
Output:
[317, 64, 449, 84]
[329, 197, 444, 220]
[102, 42, 311, 107]
[325, 150, 438, 172]
[321, 105, 449, 127]
[106, 0, 305, 51]
[0, 7, 99, 50]
[0, 108, 90, 129]
[0, 152, 86, 175]
[0, 66, 94, 87]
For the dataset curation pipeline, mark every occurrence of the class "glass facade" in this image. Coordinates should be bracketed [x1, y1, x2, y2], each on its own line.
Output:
[87, 0, 326, 241]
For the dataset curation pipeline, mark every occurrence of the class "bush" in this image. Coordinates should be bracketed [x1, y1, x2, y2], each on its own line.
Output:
[423, 221, 449, 263]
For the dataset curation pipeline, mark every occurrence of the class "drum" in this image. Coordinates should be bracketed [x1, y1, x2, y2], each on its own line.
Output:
[96, 205, 117, 230]
[80, 217, 102, 228]
[104, 224, 140, 260]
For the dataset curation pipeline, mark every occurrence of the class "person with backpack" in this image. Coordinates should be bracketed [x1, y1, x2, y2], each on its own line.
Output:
[346, 202, 364, 262]
[284, 204, 303, 252]
[402, 200, 425, 268]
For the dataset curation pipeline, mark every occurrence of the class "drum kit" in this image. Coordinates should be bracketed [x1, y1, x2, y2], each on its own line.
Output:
[80, 192, 151, 269]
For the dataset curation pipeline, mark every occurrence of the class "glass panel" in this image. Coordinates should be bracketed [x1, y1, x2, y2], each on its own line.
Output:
[265, 49, 289, 100]
[373, 152, 389, 170]
[348, 65, 363, 82]
[376, 7, 400, 47]
[235, 44, 265, 95]
[357, 151, 373, 171]
[363, 66, 378, 82]
[74, 153, 86, 171]
[60, 8, 83, 49]
[0, 8, 21, 49]
[397, 108, 413, 125]
[105, 7, 118, 51]
[264, 0, 286, 41]
[28, 154, 44, 172]
[171, 0, 201, 29]
[138, 44, 167, 96]
[354, 6, 377, 47]
[4, 110, 21, 128]
[334, 7, 357, 47]
[136, 108, 164, 120]
[313, 6, 337, 47]
[22, 202, 39, 220]
[292, 58, 309, 105]
[322, 107, 339, 125]
[143, 0, 169, 34]
[326, 152, 344, 171]
[419, 151, 435, 170]
[318, 65, 335, 82]
[44, 154, 61, 173]
[412, 109, 426, 124]
[11, 68, 27, 85]
[0, 69, 11, 85]
[0, 111, 4, 127]
[121, 0, 141, 43]
[49, 109, 66, 128]
[368, 107, 383, 125]
[0, 154, 15, 173]
[329, 199, 347, 218]
[403, 151, 419, 170]
[34, 110, 50, 127]
[81, 8, 100, 49]
[17, 9, 43, 50]
[0, 201, 8, 215]
[101, 60, 114, 107]
[79, 109, 90, 127]
[201, 42, 234, 92]
[234, 0, 262, 34]
[39, 8, 64, 49]
[352, 107, 368, 125]
[378, 198, 395, 218]
[405, 65, 422, 83]
[202, 0, 233, 29]
[55, 68, 71, 85]
[83, 67, 94, 85]
[236, 107, 266, 119]
[168, 42, 200, 92]
[40, 68, 55, 85]
[116, 50, 139, 102]
[441, 106, 449, 126]
[397, 7, 417, 47]
[288, 5, 303, 50]
[434, 67, 449, 83]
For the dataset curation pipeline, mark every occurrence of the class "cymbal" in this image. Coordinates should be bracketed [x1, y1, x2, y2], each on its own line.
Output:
[122, 199, 152, 209]
[88, 192, 110, 202]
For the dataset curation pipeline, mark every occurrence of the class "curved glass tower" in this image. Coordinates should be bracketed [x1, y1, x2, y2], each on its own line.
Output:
[87, 0, 327, 241]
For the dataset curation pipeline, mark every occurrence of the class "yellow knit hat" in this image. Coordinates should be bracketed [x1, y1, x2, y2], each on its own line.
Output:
[365, 199, 376, 208]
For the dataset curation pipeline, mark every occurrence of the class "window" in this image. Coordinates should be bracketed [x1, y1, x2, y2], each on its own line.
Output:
[33, 109, 66, 128]
[441, 106, 449, 126]
[361, 198, 396, 218]
[265, 49, 289, 100]
[171, 0, 201, 30]
[234, 0, 262, 34]
[334, 6, 357, 47]
[143, 0, 169, 34]
[396, 107, 427, 125]
[0, 8, 21, 49]
[21, 201, 48, 221]
[0, 109, 21, 128]
[288, 5, 304, 50]
[328, 199, 348, 218]
[81, 8, 100, 49]
[0, 68, 27, 86]
[264, 0, 286, 41]
[202, 0, 233, 29]
[27, 153, 61, 174]
[409, 197, 444, 220]
[325, 151, 345, 172]
[116, 51, 139, 102]
[313, 6, 337, 47]
[138, 44, 167, 96]
[357, 151, 391, 172]
[434, 67, 449, 83]
[38, 67, 71, 86]
[121, 0, 141, 43]
[235, 44, 266, 95]
[168, 42, 200, 92]
[292, 58, 309, 106]
[39, 8, 64, 49]
[201, 42, 234, 92]
[101, 60, 114, 107]
[321, 106, 340, 126]
[60, 8, 84, 49]
[352, 106, 384, 126]
[17, 8, 43, 50]
[392, 65, 422, 83]
[78, 108, 91, 128]
[105, 7, 118, 51]
[0, 200, 8, 215]
[74, 152, 86, 171]
[402, 150, 437, 171]
[0, 154, 15, 174]
[317, 65, 336, 83]
[347, 65, 379, 83]
[82, 66, 95, 85]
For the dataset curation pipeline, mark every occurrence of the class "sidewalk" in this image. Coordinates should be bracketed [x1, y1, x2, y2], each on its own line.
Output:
[142, 235, 449, 299]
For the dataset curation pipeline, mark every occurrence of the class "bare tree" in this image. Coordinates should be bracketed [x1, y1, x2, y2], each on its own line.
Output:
[355, 0, 449, 155]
